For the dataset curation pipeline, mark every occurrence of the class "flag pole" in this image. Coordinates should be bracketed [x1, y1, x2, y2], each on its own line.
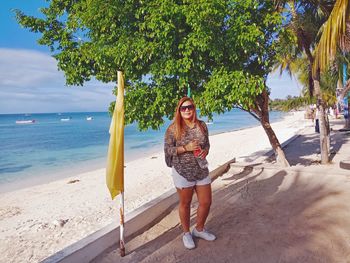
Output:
[119, 191, 125, 256]
[117, 71, 125, 257]
[105, 70, 126, 257]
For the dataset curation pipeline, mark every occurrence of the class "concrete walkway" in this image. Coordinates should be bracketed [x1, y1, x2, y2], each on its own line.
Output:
[94, 120, 350, 263]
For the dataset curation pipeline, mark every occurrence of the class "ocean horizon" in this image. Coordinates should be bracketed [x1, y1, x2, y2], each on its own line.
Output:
[0, 109, 287, 192]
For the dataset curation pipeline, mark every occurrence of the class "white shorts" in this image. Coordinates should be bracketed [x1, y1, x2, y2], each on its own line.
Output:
[171, 168, 211, 189]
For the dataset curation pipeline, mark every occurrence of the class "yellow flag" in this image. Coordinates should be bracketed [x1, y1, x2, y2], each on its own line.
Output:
[106, 71, 124, 200]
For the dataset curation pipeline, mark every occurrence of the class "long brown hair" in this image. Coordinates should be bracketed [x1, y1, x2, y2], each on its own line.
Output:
[173, 97, 203, 140]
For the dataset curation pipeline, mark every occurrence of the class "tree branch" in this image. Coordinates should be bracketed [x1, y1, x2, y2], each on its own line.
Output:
[235, 105, 261, 122]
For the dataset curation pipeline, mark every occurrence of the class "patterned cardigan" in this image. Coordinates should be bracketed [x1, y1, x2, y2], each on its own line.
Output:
[164, 120, 210, 181]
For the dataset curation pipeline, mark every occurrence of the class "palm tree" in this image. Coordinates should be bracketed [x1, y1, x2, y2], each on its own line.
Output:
[274, 0, 331, 163]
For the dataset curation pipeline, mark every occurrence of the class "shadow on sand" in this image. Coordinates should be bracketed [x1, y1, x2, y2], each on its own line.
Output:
[94, 125, 350, 263]
[255, 128, 350, 166]
[96, 164, 350, 263]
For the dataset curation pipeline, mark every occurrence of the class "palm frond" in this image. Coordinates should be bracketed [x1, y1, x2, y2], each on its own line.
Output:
[314, 0, 350, 72]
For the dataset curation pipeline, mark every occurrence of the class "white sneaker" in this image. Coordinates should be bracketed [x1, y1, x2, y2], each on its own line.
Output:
[182, 232, 195, 249]
[192, 228, 216, 241]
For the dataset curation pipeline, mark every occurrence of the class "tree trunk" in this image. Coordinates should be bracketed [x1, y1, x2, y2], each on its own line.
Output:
[313, 76, 330, 164]
[319, 103, 330, 163]
[294, 15, 332, 164]
[252, 89, 290, 167]
[260, 113, 290, 167]
[325, 109, 331, 152]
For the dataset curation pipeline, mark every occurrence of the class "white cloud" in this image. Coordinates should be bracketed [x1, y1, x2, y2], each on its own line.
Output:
[0, 48, 303, 113]
[0, 49, 59, 87]
[0, 48, 115, 113]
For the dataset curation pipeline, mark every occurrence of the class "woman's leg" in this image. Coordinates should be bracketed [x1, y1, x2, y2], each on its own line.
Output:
[194, 184, 212, 231]
[176, 187, 194, 232]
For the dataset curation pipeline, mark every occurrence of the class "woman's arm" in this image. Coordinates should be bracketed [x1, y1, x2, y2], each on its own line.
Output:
[201, 121, 210, 152]
[199, 121, 210, 158]
[164, 126, 177, 156]
[164, 125, 190, 156]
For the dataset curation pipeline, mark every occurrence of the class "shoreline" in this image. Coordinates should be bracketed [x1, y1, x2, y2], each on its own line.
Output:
[0, 144, 164, 194]
[0, 111, 311, 263]
[0, 111, 291, 193]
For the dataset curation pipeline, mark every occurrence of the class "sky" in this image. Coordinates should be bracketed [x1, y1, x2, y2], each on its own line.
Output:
[0, 1, 301, 114]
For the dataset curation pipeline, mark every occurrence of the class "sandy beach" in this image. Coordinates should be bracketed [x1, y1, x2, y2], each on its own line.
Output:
[95, 116, 350, 263]
[0, 111, 310, 263]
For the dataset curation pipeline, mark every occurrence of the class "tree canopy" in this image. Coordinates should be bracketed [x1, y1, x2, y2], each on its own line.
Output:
[16, 0, 282, 130]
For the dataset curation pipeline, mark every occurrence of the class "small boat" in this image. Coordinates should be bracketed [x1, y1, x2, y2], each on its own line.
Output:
[16, 120, 35, 124]
[86, 116, 93, 121]
[60, 117, 72, 121]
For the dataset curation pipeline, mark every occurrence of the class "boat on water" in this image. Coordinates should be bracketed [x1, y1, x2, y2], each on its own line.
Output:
[86, 116, 93, 121]
[60, 117, 72, 121]
[16, 120, 35, 124]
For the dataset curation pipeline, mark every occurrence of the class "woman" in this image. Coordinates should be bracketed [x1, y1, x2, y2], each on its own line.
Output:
[164, 96, 216, 250]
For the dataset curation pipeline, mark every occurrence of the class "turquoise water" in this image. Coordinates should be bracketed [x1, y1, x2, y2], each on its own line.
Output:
[0, 110, 286, 190]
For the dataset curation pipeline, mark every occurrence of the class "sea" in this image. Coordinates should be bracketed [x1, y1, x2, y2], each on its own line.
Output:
[0, 109, 286, 192]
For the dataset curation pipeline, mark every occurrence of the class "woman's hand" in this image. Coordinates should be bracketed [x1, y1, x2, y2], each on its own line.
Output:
[185, 140, 200, 152]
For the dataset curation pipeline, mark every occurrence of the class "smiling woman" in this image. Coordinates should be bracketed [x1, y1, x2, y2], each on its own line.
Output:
[164, 96, 215, 250]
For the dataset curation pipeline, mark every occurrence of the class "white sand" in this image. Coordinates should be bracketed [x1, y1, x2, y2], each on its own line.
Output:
[0, 111, 310, 263]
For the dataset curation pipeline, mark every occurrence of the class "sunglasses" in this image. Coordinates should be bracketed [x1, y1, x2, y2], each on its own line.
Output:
[180, 104, 195, 112]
